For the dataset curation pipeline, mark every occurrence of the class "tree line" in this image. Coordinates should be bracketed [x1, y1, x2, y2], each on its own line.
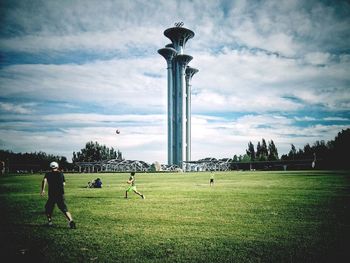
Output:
[230, 139, 279, 163]
[244, 139, 279, 161]
[281, 128, 349, 169]
[0, 150, 72, 173]
[1, 128, 349, 173]
[233, 128, 349, 169]
[0, 141, 122, 173]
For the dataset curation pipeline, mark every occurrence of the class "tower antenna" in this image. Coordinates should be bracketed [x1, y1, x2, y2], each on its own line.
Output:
[174, 22, 184, 27]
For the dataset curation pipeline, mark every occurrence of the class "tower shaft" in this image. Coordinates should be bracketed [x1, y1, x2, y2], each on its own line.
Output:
[185, 66, 199, 166]
[173, 55, 192, 165]
[158, 47, 177, 165]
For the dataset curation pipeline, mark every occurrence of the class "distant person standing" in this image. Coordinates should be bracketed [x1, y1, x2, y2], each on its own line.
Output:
[312, 152, 316, 168]
[0, 161, 5, 175]
[40, 161, 76, 229]
[210, 171, 215, 186]
[125, 172, 145, 199]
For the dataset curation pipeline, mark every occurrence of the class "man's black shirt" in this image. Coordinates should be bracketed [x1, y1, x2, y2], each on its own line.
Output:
[44, 171, 65, 197]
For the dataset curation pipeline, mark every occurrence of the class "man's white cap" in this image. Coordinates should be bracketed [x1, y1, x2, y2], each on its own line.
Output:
[50, 161, 59, 169]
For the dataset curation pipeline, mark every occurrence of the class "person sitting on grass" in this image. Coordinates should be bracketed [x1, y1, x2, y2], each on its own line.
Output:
[87, 180, 95, 188]
[94, 178, 102, 188]
[125, 172, 145, 199]
[87, 178, 102, 188]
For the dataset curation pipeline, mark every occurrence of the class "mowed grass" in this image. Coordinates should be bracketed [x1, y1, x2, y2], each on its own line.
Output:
[1, 170, 349, 263]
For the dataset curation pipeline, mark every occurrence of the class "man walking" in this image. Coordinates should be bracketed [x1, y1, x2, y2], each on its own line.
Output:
[125, 172, 145, 199]
[40, 161, 76, 229]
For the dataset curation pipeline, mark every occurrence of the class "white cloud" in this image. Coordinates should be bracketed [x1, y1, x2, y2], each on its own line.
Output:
[304, 52, 331, 65]
[0, 27, 164, 53]
[0, 102, 34, 114]
[294, 116, 317, 121]
[323, 117, 349, 121]
[190, 48, 350, 113]
[38, 113, 165, 124]
[0, 113, 167, 162]
[0, 57, 168, 112]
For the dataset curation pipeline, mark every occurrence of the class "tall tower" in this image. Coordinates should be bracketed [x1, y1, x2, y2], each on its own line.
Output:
[158, 23, 198, 168]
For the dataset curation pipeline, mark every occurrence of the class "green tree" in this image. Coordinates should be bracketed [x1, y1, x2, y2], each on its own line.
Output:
[312, 140, 328, 160]
[288, 144, 297, 160]
[256, 139, 269, 161]
[241, 154, 251, 162]
[73, 141, 122, 162]
[232, 154, 239, 162]
[268, 140, 279, 160]
[246, 141, 256, 161]
[260, 139, 268, 161]
[256, 142, 261, 160]
[331, 128, 350, 168]
[303, 143, 313, 159]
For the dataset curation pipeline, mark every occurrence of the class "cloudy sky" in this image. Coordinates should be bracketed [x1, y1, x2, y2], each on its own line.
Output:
[1, 0, 349, 164]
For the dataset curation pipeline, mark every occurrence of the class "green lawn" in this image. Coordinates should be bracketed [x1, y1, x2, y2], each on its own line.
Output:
[1, 170, 349, 263]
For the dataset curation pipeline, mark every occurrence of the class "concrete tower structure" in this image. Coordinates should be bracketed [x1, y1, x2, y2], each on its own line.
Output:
[158, 23, 198, 167]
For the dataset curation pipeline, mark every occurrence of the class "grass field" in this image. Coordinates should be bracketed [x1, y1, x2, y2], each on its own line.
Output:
[1, 170, 349, 263]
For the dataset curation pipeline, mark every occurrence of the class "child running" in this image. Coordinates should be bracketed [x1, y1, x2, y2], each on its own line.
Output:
[125, 172, 145, 199]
